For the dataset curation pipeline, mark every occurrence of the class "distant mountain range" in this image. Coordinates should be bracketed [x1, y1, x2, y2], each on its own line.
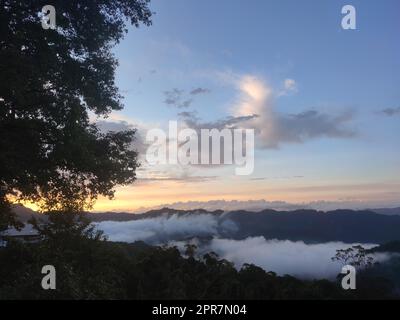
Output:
[11, 204, 400, 244]
[129, 199, 400, 213]
[224, 209, 400, 243]
[368, 207, 400, 216]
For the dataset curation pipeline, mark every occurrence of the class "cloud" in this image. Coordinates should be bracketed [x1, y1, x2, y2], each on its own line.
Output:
[233, 75, 355, 148]
[284, 78, 297, 91]
[180, 99, 193, 108]
[164, 88, 193, 109]
[174, 111, 257, 169]
[178, 111, 199, 120]
[381, 107, 400, 116]
[164, 86, 211, 108]
[190, 87, 211, 95]
[275, 110, 355, 144]
[179, 110, 258, 130]
[95, 115, 222, 183]
[95, 213, 391, 280]
[131, 198, 400, 213]
[96, 213, 236, 244]
[278, 78, 298, 96]
[206, 237, 388, 279]
[176, 72, 355, 149]
[163, 89, 193, 109]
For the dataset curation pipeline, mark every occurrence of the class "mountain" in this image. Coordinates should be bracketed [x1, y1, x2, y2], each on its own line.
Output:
[370, 207, 400, 216]
[222, 209, 400, 243]
[11, 205, 400, 244]
[88, 207, 400, 244]
[11, 204, 42, 223]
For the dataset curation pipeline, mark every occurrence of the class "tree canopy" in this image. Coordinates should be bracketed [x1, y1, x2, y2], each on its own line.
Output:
[0, 0, 152, 229]
[1, 236, 398, 300]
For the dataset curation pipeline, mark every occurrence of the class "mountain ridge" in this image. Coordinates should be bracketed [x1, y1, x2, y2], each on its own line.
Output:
[11, 205, 400, 244]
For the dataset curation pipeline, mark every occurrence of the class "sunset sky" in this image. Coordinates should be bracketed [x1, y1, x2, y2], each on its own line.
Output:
[87, 0, 400, 212]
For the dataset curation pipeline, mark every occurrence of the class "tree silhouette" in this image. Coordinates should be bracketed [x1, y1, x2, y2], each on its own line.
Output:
[0, 0, 152, 229]
[184, 243, 197, 258]
[332, 245, 375, 268]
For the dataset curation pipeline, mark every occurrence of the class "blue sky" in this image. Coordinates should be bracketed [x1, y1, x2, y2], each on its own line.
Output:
[94, 0, 400, 211]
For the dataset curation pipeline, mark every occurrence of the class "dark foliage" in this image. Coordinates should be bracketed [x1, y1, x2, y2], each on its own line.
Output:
[0, 0, 152, 229]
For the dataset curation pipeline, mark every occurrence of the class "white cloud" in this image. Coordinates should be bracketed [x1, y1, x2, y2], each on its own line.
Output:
[207, 237, 389, 279]
[284, 78, 297, 91]
[232, 75, 355, 148]
[95, 213, 236, 243]
[278, 78, 298, 96]
[95, 214, 393, 280]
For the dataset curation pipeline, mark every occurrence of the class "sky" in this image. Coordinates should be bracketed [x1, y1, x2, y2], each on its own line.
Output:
[91, 0, 400, 212]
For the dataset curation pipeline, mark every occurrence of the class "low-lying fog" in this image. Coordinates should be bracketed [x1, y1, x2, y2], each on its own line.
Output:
[95, 213, 390, 279]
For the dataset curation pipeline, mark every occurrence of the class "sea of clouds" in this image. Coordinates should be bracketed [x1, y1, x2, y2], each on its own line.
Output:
[96, 213, 237, 243]
[206, 238, 389, 279]
[95, 213, 390, 280]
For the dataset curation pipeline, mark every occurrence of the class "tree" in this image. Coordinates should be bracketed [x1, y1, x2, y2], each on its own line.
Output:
[0, 0, 152, 229]
[30, 210, 105, 243]
[332, 245, 375, 268]
[184, 243, 197, 258]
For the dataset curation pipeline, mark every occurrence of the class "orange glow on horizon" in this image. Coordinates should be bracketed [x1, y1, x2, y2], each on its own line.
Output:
[13, 179, 400, 213]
